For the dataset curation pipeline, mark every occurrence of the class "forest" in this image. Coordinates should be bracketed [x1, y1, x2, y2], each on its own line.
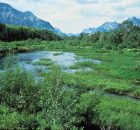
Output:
[0, 23, 61, 42]
[79, 20, 140, 49]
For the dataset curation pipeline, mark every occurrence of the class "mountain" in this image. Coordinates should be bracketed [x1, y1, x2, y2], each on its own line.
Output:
[54, 28, 67, 37]
[0, 2, 66, 36]
[83, 22, 120, 34]
[82, 17, 140, 34]
[128, 17, 140, 26]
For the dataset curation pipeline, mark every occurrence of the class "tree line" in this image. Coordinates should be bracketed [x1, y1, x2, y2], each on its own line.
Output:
[0, 23, 61, 42]
[80, 21, 140, 49]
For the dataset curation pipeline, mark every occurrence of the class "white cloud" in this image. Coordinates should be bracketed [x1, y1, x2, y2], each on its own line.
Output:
[1, 0, 140, 33]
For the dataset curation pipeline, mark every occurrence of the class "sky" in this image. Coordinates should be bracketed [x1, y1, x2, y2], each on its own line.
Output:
[1, 0, 140, 33]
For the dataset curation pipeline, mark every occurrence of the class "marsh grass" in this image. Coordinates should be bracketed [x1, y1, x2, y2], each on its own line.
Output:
[0, 40, 140, 129]
[1, 41, 139, 97]
[39, 58, 52, 61]
[97, 96, 140, 130]
[62, 48, 140, 98]
[69, 61, 95, 69]
[32, 58, 54, 66]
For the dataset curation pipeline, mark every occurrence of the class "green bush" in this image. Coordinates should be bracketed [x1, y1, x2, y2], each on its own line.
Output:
[76, 92, 101, 128]
[0, 63, 80, 129]
[0, 105, 22, 129]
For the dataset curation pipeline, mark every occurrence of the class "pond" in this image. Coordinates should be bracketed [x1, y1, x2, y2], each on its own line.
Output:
[0, 51, 101, 74]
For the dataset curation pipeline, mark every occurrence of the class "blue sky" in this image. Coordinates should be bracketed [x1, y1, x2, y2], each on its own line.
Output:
[1, 0, 140, 33]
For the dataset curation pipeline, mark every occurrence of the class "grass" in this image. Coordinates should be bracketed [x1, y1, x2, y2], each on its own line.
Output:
[97, 95, 140, 130]
[39, 58, 52, 62]
[69, 61, 95, 69]
[0, 39, 140, 129]
[65, 49, 140, 96]
[62, 48, 140, 98]
[0, 40, 140, 96]
[32, 58, 54, 67]
[1, 40, 139, 97]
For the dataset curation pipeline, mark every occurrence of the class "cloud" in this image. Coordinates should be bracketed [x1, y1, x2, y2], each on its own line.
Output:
[1, 0, 140, 33]
[75, 0, 98, 4]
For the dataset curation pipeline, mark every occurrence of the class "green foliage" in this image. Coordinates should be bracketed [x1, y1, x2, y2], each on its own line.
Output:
[79, 21, 140, 49]
[0, 62, 80, 129]
[0, 105, 22, 129]
[0, 50, 139, 129]
[0, 21, 140, 129]
[97, 96, 140, 130]
[76, 92, 101, 127]
[33, 58, 54, 66]
[0, 23, 61, 42]
[39, 67, 79, 129]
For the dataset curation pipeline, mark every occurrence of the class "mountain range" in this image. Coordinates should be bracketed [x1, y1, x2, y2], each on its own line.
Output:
[82, 17, 140, 34]
[82, 22, 119, 34]
[0, 2, 140, 36]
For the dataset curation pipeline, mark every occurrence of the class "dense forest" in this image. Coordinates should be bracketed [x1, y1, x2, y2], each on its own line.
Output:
[79, 21, 140, 49]
[0, 23, 61, 42]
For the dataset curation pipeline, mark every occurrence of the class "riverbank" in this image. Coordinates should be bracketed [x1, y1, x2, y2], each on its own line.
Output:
[0, 46, 34, 58]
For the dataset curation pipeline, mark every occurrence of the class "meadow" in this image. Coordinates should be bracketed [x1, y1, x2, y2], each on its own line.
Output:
[0, 38, 140, 130]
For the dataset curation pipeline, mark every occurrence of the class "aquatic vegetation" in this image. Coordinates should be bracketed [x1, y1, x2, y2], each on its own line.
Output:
[69, 61, 95, 70]
[0, 38, 140, 129]
[32, 59, 54, 66]
[0, 65, 79, 129]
